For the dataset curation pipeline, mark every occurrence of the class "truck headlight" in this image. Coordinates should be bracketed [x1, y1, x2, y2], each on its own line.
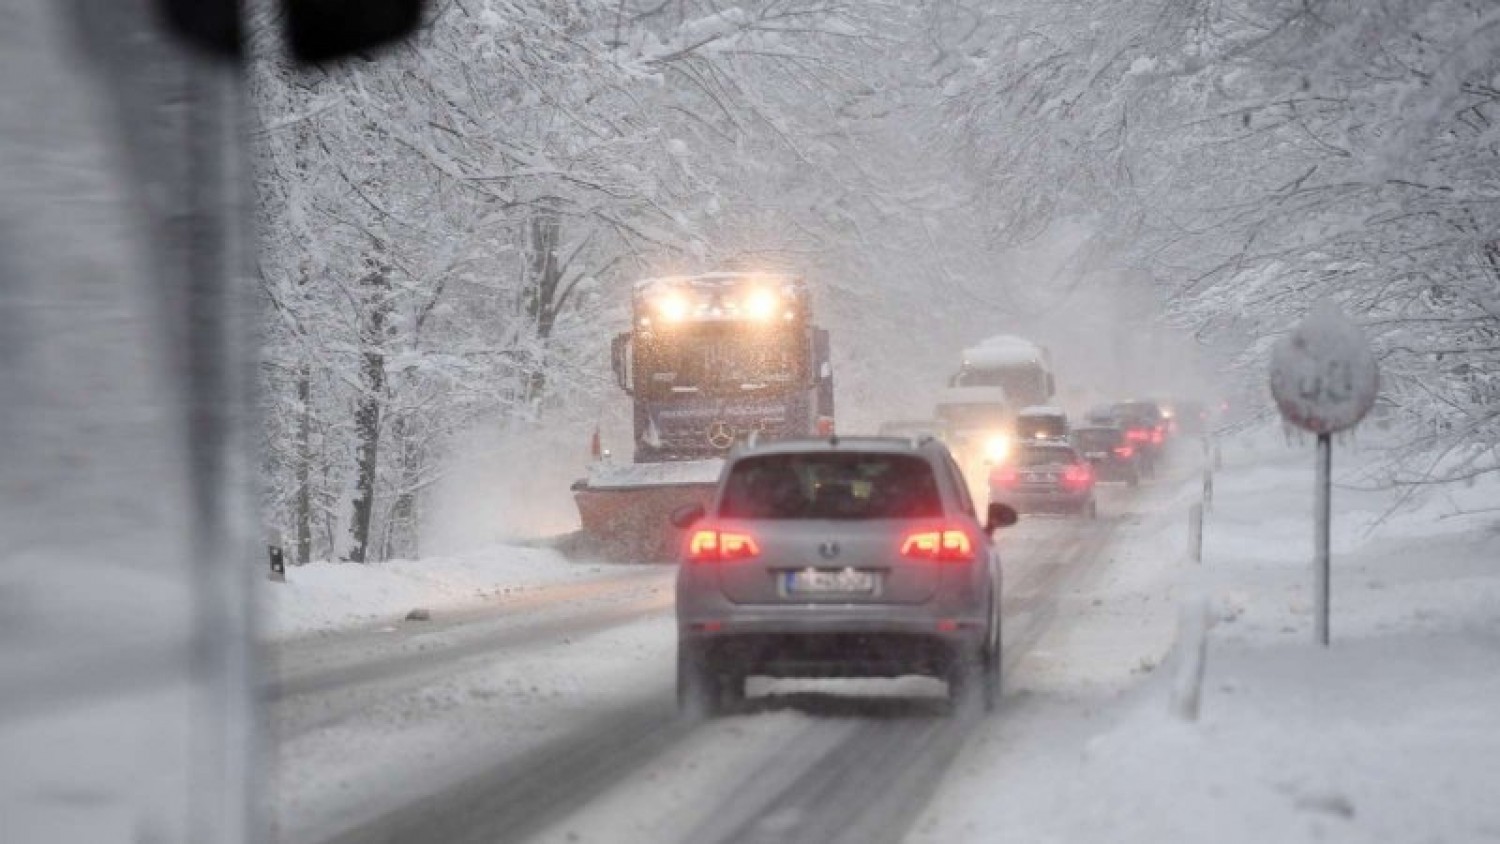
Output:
[656, 292, 689, 322]
[746, 288, 778, 320]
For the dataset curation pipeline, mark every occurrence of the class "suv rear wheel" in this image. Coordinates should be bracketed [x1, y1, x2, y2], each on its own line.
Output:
[677, 640, 737, 717]
[948, 640, 999, 715]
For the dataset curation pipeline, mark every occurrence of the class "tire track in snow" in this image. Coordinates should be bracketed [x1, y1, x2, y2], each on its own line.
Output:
[317, 694, 689, 844]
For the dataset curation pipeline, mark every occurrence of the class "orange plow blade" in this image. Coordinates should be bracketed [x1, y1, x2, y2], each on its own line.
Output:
[567, 460, 723, 562]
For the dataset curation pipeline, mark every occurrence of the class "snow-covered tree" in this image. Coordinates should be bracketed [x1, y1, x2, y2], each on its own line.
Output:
[934, 0, 1500, 480]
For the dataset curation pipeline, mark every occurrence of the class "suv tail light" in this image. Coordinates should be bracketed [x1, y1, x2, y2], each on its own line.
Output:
[686, 529, 761, 562]
[1151, 426, 1165, 445]
[900, 528, 975, 562]
[1113, 445, 1134, 459]
[1125, 427, 1151, 443]
[991, 466, 1019, 487]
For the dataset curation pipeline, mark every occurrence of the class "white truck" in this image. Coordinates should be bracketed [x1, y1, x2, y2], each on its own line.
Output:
[935, 335, 1056, 479]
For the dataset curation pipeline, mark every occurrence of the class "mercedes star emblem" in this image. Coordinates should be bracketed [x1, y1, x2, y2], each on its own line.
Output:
[707, 420, 735, 449]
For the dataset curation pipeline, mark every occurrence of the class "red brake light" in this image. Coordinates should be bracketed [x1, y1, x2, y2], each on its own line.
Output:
[686, 529, 760, 562]
[1151, 427, 1165, 444]
[1062, 464, 1093, 489]
[688, 529, 719, 560]
[1125, 428, 1150, 442]
[720, 532, 760, 559]
[1113, 445, 1134, 458]
[900, 528, 974, 562]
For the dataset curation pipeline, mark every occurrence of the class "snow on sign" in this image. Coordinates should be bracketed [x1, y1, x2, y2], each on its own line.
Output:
[1269, 301, 1379, 434]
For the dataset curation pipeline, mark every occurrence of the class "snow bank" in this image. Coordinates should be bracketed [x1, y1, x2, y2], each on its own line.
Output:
[915, 430, 1500, 843]
[259, 545, 633, 639]
[918, 631, 1500, 844]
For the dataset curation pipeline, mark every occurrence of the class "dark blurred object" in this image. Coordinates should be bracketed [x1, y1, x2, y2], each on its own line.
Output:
[284, 0, 424, 62]
[268, 545, 286, 582]
[158, 0, 243, 57]
[156, 0, 423, 62]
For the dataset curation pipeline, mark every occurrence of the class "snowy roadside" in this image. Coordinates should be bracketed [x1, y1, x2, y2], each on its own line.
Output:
[257, 543, 658, 640]
[912, 431, 1500, 843]
[269, 610, 678, 843]
[262, 542, 677, 842]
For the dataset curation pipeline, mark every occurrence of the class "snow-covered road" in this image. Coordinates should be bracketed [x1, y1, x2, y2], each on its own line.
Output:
[267, 455, 1200, 844]
[271, 433, 1500, 844]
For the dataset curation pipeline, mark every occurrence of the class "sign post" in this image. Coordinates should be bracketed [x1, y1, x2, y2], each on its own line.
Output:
[1269, 301, 1379, 646]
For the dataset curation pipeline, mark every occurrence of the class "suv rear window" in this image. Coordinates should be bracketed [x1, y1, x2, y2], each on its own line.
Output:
[720, 453, 943, 520]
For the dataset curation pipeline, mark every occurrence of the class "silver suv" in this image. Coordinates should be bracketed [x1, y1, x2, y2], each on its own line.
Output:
[671, 437, 1017, 716]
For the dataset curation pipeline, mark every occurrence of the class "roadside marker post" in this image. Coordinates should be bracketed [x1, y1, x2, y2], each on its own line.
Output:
[1189, 503, 1203, 564]
[268, 544, 286, 583]
[1269, 301, 1379, 647]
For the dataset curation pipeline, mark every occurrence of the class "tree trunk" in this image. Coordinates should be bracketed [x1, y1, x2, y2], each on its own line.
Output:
[523, 212, 562, 405]
[387, 412, 421, 559]
[294, 362, 312, 564]
[346, 266, 389, 563]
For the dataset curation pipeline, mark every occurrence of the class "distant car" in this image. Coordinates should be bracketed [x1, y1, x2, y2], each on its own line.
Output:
[989, 441, 1098, 518]
[1015, 405, 1069, 442]
[1070, 425, 1141, 486]
[1110, 400, 1168, 475]
[933, 385, 1014, 471]
[1162, 399, 1208, 437]
[673, 437, 1017, 716]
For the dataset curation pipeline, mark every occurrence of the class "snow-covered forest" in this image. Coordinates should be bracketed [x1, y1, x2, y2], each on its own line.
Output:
[250, 0, 1500, 562]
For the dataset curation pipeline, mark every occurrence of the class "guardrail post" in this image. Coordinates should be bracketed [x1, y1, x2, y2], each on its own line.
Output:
[1170, 595, 1210, 721]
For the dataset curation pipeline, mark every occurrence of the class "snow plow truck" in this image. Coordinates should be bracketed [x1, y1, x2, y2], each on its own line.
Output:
[570, 272, 835, 561]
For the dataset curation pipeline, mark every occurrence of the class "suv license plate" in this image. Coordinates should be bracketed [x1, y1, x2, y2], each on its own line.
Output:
[784, 568, 876, 595]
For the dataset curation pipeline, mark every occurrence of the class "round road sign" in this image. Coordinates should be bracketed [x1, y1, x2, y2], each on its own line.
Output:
[1269, 301, 1379, 434]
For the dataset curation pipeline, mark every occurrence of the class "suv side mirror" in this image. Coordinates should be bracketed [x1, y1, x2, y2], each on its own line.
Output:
[985, 502, 1018, 532]
[669, 503, 705, 529]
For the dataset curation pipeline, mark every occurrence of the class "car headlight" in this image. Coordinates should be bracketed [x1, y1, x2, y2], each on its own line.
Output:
[983, 434, 1011, 463]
